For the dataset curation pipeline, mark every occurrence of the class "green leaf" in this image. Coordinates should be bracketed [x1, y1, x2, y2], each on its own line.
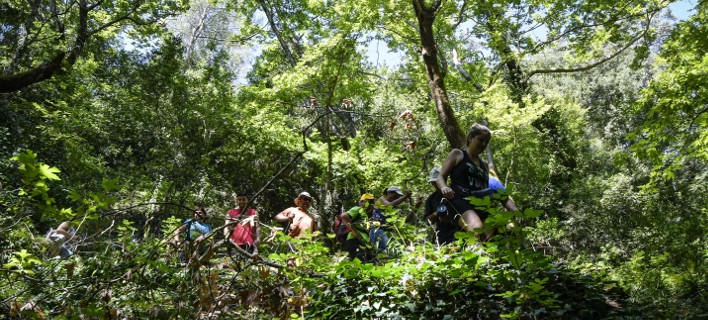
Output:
[12, 150, 37, 165]
[38, 163, 61, 180]
[68, 190, 82, 202]
[101, 178, 121, 191]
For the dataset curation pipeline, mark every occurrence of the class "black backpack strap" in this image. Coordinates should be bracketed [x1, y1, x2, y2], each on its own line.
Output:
[184, 220, 194, 242]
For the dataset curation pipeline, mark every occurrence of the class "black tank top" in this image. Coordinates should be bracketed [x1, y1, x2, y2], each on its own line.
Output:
[449, 150, 489, 194]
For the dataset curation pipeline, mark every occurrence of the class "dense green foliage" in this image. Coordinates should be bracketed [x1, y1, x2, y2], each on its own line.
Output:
[2, 0, 707, 319]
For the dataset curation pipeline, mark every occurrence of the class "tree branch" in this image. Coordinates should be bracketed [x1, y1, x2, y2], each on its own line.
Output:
[87, 4, 142, 38]
[258, 0, 297, 67]
[451, 0, 468, 29]
[527, 22, 650, 77]
[452, 48, 484, 93]
[0, 53, 65, 93]
[431, 0, 443, 12]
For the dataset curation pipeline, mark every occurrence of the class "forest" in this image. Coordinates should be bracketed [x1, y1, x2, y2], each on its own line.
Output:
[1, 0, 706, 318]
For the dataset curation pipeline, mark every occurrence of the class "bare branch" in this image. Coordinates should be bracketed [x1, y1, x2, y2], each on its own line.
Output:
[258, 0, 297, 67]
[451, 0, 468, 29]
[452, 48, 484, 92]
[87, 5, 142, 37]
[87, 0, 106, 11]
[527, 12, 654, 77]
[196, 32, 262, 44]
[527, 6, 664, 54]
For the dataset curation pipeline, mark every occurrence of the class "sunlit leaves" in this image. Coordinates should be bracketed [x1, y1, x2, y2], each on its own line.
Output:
[3, 250, 42, 275]
[629, 2, 708, 184]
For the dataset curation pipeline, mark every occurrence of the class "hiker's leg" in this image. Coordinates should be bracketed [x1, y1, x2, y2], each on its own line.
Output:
[459, 210, 483, 234]
[379, 231, 390, 254]
[369, 227, 386, 253]
[345, 238, 367, 262]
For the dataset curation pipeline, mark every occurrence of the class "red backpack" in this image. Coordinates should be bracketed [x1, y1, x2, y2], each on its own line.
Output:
[334, 214, 351, 245]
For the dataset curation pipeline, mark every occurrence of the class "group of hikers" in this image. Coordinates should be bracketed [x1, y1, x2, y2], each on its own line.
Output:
[338, 124, 518, 262]
[44, 123, 518, 266]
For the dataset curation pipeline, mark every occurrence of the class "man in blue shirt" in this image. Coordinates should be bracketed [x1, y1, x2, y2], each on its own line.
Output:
[173, 207, 213, 264]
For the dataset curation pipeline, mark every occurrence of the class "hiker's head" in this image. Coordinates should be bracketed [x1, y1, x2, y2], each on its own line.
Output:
[359, 193, 376, 211]
[236, 192, 249, 208]
[194, 207, 208, 220]
[385, 186, 404, 200]
[466, 123, 490, 153]
[428, 167, 441, 190]
[295, 192, 313, 210]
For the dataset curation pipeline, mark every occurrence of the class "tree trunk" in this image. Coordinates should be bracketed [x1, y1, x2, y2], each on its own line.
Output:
[412, 0, 466, 149]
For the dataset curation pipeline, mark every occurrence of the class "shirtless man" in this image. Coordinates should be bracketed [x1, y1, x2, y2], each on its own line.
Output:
[275, 192, 317, 238]
[46, 221, 83, 259]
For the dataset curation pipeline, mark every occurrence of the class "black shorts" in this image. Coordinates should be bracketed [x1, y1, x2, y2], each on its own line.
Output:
[229, 243, 255, 257]
[345, 238, 372, 262]
[239, 243, 255, 254]
[447, 196, 490, 222]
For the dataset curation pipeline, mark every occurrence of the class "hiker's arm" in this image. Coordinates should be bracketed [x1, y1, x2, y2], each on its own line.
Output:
[377, 189, 413, 207]
[426, 211, 439, 224]
[438, 149, 463, 199]
[502, 197, 519, 212]
[341, 213, 363, 242]
[172, 225, 187, 245]
[275, 208, 294, 222]
[423, 195, 438, 224]
[55, 222, 81, 241]
[502, 197, 522, 228]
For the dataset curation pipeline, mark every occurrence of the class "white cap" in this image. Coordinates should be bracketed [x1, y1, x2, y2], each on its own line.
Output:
[428, 167, 441, 182]
[386, 186, 404, 196]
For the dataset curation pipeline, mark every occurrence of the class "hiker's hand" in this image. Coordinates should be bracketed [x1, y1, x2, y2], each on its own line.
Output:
[404, 189, 412, 197]
[441, 186, 455, 199]
[71, 235, 82, 241]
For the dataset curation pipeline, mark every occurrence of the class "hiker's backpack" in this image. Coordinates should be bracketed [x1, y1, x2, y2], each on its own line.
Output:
[334, 214, 351, 245]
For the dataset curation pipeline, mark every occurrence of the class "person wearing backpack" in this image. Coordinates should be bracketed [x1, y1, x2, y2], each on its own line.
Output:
[424, 167, 459, 246]
[340, 193, 376, 262]
[172, 207, 213, 264]
[333, 214, 351, 247]
[369, 186, 412, 256]
[436, 124, 493, 240]
[224, 192, 261, 255]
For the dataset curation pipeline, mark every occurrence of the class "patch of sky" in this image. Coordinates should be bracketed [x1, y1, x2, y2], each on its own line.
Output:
[669, 0, 696, 21]
[363, 36, 404, 69]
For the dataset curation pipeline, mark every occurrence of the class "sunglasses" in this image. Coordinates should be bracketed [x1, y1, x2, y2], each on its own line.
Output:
[299, 197, 312, 202]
